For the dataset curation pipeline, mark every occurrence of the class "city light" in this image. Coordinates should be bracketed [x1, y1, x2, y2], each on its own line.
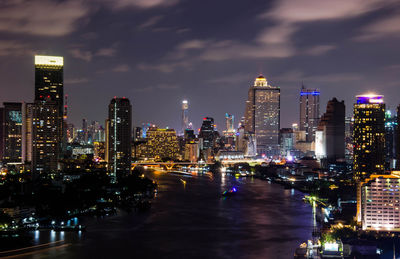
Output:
[34, 55, 64, 66]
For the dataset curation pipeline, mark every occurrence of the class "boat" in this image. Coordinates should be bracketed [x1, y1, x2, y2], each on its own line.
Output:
[222, 187, 237, 197]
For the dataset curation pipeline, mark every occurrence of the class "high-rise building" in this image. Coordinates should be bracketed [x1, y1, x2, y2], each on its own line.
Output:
[27, 102, 61, 173]
[315, 98, 345, 163]
[1, 103, 23, 164]
[354, 94, 386, 222]
[360, 171, 400, 232]
[34, 55, 64, 117]
[397, 105, 400, 170]
[0, 107, 4, 161]
[300, 85, 320, 142]
[279, 128, 294, 157]
[225, 113, 235, 133]
[199, 117, 215, 150]
[385, 110, 397, 169]
[244, 75, 280, 157]
[353, 95, 385, 181]
[345, 117, 354, 163]
[107, 97, 132, 183]
[29, 55, 65, 173]
[182, 100, 189, 135]
[139, 127, 180, 160]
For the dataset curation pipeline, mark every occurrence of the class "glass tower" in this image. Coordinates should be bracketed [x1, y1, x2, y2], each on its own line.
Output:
[244, 75, 280, 157]
[300, 86, 320, 142]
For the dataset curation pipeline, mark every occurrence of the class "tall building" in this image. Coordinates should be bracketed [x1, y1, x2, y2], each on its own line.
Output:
[182, 100, 189, 135]
[28, 102, 61, 173]
[315, 98, 345, 163]
[225, 113, 235, 133]
[299, 85, 320, 142]
[244, 75, 280, 157]
[279, 128, 294, 157]
[353, 95, 385, 181]
[360, 171, 400, 232]
[397, 105, 400, 169]
[29, 55, 65, 173]
[385, 110, 397, 169]
[34, 55, 64, 117]
[1, 103, 23, 164]
[139, 127, 180, 160]
[354, 94, 386, 222]
[107, 97, 132, 183]
[199, 117, 215, 150]
[0, 107, 4, 161]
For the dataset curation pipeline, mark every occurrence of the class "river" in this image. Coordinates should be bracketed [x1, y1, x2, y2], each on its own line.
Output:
[12, 170, 315, 258]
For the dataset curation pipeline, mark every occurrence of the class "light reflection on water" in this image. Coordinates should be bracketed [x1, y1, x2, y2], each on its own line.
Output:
[22, 170, 315, 259]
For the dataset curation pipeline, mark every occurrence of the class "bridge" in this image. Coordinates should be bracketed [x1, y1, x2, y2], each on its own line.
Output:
[131, 162, 213, 171]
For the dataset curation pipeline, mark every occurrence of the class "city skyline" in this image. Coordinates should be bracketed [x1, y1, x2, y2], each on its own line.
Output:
[0, 0, 400, 131]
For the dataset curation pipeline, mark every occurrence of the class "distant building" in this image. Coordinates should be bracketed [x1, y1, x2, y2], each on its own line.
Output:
[385, 110, 397, 169]
[354, 94, 386, 222]
[1, 102, 23, 164]
[361, 171, 400, 232]
[244, 75, 280, 157]
[94, 141, 106, 161]
[107, 97, 132, 183]
[0, 107, 3, 161]
[199, 117, 215, 150]
[345, 117, 354, 163]
[139, 127, 180, 161]
[184, 141, 199, 162]
[181, 100, 189, 135]
[279, 128, 294, 157]
[300, 86, 320, 142]
[315, 98, 345, 163]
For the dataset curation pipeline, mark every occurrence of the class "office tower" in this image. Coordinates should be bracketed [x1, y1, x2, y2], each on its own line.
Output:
[30, 55, 64, 173]
[279, 128, 294, 157]
[34, 55, 64, 116]
[353, 95, 385, 180]
[182, 100, 189, 135]
[184, 129, 195, 141]
[315, 98, 345, 163]
[0, 107, 3, 161]
[345, 117, 354, 163]
[1, 103, 23, 164]
[397, 105, 400, 169]
[360, 171, 400, 231]
[225, 113, 235, 133]
[199, 117, 215, 150]
[299, 85, 320, 142]
[28, 102, 61, 173]
[107, 97, 132, 183]
[139, 127, 180, 160]
[82, 118, 88, 143]
[354, 94, 385, 222]
[385, 110, 397, 169]
[244, 75, 280, 157]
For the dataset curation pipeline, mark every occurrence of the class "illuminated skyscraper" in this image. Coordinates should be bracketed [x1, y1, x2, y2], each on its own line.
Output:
[244, 75, 280, 156]
[139, 127, 180, 160]
[199, 117, 215, 151]
[34, 55, 64, 117]
[300, 85, 320, 142]
[1, 103, 23, 164]
[225, 113, 234, 133]
[107, 97, 132, 183]
[29, 55, 64, 173]
[182, 100, 189, 135]
[354, 94, 385, 222]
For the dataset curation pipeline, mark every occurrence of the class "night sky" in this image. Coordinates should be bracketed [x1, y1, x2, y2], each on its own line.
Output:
[0, 0, 400, 131]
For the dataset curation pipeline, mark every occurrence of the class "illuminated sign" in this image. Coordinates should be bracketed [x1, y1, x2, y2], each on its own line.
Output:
[35, 55, 64, 66]
[356, 94, 384, 104]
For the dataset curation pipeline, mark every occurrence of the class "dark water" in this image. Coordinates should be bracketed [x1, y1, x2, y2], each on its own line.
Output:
[16, 171, 315, 258]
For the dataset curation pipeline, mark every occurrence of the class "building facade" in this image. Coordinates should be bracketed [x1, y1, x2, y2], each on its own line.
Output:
[181, 100, 189, 135]
[107, 97, 132, 182]
[300, 86, 320, 142]
[361, 172, 400, 231]
[1, 103, 23, 164]
[244, 75, 280, 157]
[139, 127, 180, 161]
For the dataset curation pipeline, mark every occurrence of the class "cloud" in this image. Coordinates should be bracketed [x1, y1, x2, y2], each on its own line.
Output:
[0, 0, 89, 36]
[0, 40, 31, 56]
[138, 15, 164, 29]
[103, 0, 179, 10]
[113, 64, 130, 72]
[137, 60, 191, 73]
[302, 45, 336, 56]
[65, 77, 89, 84]
[207, 73, 253, 85]
[132, 83, 180, 93]
[69, 48, 93, 62]
[177, 40, 209, 50]
[355, 13, 400, 41]
[262, 0, 390, 23]
[96, 47, 117, 57]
